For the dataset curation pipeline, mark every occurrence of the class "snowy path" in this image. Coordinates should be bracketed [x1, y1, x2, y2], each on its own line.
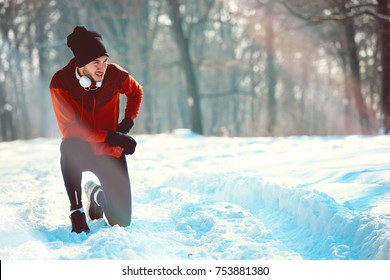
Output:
[0, 130, 389, 259]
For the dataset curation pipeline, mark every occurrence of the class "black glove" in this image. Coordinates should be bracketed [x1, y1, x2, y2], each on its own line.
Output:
[105, 130, 137, 155]
[116, 118, 134, 134]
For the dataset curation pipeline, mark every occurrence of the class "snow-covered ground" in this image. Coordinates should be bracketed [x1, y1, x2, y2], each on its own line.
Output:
[0, 129, 389, 260]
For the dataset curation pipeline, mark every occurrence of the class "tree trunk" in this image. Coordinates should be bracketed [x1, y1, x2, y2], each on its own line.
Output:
[140, 0, 154, 133]
[36, 4, 50, 137]
[0, 81, 12, 141]
[378, 0, 390, 133]
[265, 12, 277, 136]
[166, 0, 203, 134]
[343, 14, 371, 134]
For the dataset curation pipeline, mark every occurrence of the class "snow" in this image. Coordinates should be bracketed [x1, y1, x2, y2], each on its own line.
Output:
[0, 129, 389, 260]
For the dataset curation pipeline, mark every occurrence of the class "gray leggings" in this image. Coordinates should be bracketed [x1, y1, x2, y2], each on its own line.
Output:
[60, 138, 131, 227]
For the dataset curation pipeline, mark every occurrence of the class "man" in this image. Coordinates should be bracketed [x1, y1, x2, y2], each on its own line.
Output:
[49, 26, 143, 234]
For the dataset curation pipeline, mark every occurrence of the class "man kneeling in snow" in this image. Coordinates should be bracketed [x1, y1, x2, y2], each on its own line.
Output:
[49, 26, 143, 233]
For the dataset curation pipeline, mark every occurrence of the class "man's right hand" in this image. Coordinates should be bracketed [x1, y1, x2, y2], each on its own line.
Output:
[116, 117, 134, 134]
[105, 130, 137, 155]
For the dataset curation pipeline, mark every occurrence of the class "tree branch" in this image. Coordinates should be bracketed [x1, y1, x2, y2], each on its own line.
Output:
[276, 0, 390, 23]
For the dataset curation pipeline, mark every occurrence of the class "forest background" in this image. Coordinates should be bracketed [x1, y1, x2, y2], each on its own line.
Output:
[1, 0, 390, 140]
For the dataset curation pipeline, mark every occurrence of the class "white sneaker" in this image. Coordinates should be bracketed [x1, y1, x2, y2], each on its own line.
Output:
[85, 181, 104, 220]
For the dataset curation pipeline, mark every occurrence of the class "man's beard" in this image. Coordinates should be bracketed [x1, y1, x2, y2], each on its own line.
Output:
[82, 68, 101, 82]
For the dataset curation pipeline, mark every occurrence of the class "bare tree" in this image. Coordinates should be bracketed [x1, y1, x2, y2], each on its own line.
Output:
[378, 0, 390, 133]
[166, 0, 215, 134]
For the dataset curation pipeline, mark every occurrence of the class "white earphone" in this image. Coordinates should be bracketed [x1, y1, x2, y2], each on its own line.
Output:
[75, 68, 102, 90]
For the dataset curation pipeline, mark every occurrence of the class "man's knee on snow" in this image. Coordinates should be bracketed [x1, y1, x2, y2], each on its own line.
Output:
[106, 212, 131, 228]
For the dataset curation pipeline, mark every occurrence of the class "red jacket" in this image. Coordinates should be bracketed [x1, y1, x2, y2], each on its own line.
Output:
[50, 59, 143, 158]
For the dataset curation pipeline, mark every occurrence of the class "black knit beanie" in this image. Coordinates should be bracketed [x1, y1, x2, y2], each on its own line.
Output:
[67, 26, 109, 67]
